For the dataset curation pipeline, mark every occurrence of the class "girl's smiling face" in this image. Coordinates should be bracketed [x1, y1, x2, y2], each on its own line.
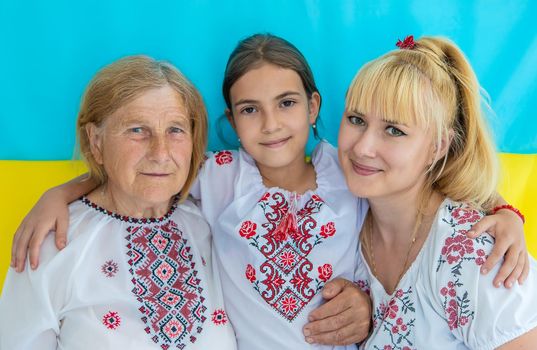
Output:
[227, 63, 320, 172]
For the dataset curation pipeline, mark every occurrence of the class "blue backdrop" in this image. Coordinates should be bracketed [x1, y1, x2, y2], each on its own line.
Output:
[1, 0, 536, 159]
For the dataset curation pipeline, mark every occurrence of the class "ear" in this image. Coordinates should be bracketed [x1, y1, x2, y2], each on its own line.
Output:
[225, 108, 237, 131]
[86, 123, 104, 165]
[432, 129, 454, 163]
[308, 92, 321, 125]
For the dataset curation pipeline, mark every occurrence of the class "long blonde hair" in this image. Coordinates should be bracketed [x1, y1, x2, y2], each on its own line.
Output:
[77, 55, 208, 201]
[346, 36, 498, 211]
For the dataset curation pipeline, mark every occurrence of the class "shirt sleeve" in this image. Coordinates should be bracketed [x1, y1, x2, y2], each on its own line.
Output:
[194, 149, 240, 227]
[433, 204, 537, 349]
[0, 236, 65, 350]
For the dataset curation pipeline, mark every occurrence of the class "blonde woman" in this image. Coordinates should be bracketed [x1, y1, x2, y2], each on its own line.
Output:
[338, 35, 537, 349]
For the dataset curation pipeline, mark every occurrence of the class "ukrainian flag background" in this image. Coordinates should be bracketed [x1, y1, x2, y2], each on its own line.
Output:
[1, 1, 536, 287]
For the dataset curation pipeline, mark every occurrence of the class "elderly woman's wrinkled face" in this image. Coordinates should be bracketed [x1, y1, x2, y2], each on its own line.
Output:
[88, 85, 192, 209]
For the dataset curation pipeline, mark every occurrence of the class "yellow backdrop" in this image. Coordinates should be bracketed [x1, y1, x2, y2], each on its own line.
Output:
[1, 154, 536, 287]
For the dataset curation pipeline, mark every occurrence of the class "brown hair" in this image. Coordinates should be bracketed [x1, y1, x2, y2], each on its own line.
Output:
[77, 55, 208, 201]
[346, 36, 498, 210]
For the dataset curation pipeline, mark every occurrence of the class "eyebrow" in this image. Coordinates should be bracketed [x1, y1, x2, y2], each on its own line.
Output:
[233, 90, 302, 107]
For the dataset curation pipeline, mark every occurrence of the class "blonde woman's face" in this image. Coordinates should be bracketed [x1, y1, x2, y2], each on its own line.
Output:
[88, 85, 193, 209]
[338, 108, 435, 201]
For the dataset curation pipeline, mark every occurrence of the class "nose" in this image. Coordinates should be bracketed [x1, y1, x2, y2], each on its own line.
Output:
[148, 134, 171, 162]
[261, 109, 281, 134]
[352, 128, 377, 158]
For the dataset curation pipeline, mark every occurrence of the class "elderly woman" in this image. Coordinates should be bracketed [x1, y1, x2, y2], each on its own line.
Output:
[0, 56, 237, 349]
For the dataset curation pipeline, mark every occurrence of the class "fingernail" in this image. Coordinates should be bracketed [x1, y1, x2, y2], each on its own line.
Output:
[30, 263, 36, 270]
[467, 230, 475, 236]
[305, 337, 314, 344]
[59, 240, 66, 248]
[481, 268, 488, 274]
[303, 329, 311, 337]
[506, 281, 513, 288]
[495, 281, 501, 288]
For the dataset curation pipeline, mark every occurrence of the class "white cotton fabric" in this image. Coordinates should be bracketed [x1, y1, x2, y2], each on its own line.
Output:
[192, 141, 369, 350]
[355, 198, 537, 350]
[0, 199, 237, 350]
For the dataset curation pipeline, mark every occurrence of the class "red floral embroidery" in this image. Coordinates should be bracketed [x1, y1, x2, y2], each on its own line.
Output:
[370, 287, 416, 349]
[441, 234, 474, 264]
[239, 221, 257, 239]
[279, 295, 299, 314]
[317, 264, 333, 282]
[102, 311, 121, 330]
[215, 150, 233, 165]
[101, 260, 119, 278]
[451, 207, 481, 225]
[211, 309, 228, 325]
[319, 222, 336, 238]
[245, 192, 333, 321]
[245, 264, 256, 282]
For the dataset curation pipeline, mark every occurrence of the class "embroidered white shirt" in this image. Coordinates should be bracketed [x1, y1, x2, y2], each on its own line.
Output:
[354, 198, 537, 350]
[0, 198, 237, 350]
[192, 141, 369, 350]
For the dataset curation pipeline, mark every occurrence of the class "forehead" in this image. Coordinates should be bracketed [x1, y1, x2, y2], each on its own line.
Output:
[230, 63, 305, 100]
[109, 85, 188, 124]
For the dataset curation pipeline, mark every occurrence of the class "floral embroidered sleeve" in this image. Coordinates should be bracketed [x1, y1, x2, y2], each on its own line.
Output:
[434, 202, 537, 349]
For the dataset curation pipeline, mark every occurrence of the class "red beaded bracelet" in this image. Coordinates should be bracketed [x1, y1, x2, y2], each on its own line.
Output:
[492, 204, 525, 224]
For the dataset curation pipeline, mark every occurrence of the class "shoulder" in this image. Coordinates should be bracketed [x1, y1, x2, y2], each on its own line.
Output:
[433, 200, 492, 271]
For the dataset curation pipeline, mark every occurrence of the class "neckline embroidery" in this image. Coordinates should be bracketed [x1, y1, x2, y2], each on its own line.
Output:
[81, 196, 179, 224]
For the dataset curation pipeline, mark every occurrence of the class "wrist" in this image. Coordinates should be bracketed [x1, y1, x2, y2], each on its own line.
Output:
[492, 204, 525, 224]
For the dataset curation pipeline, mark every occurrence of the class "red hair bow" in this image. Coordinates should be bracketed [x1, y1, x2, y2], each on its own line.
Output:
[396, 35, 415, 49]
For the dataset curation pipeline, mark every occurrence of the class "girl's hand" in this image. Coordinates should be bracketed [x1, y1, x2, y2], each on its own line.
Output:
[303, 278, 371, 345]
[466, 208, 528, 288]
[11, 189, 70, 272]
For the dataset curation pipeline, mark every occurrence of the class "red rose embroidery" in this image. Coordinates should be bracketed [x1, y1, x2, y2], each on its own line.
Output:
[319, 222, 336, 238]
[452, 207, 481, 225]
[245, 264, 256, 282]
[102, 311, 121, 330]
[441, 234, 475, 264]
[239, 221, 257, 239]
[317, 263, 333, 282]
[215, 150, 233, 165]
[211, 309, 228, 325]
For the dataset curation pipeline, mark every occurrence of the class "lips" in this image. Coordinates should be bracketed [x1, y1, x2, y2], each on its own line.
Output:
[350, 160, 382, 176]
[260, 136, 291, 148]
[140, 172, 171, 177]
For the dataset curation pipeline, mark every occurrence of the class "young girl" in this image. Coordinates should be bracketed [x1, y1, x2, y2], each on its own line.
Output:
[9, 34, 528, 348]
[339, 35, 537, 348]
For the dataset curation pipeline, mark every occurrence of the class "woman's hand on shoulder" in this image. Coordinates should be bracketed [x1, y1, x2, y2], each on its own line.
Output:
[466, 208, 528, 288]
[303, 278, 371, 345]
